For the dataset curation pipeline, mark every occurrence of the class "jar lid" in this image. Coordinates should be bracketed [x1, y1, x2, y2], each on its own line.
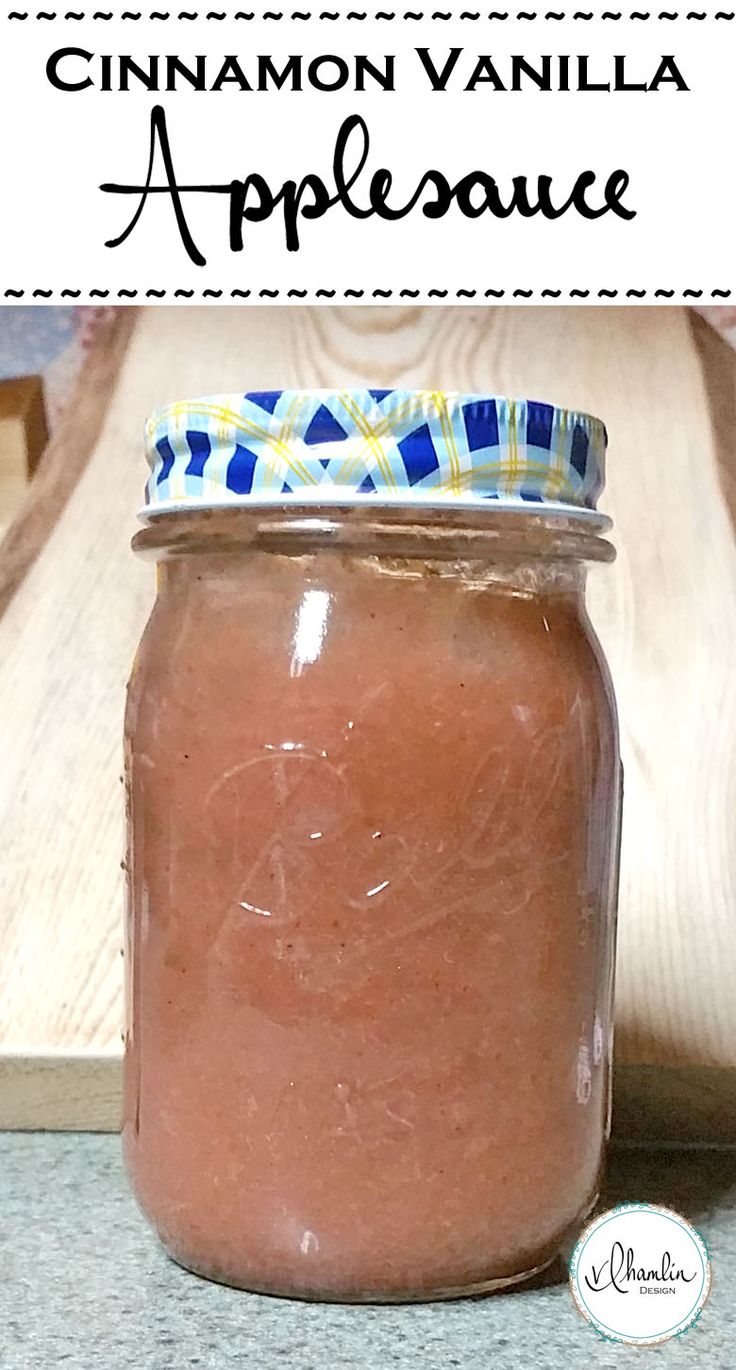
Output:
[141, 389, 608, 522]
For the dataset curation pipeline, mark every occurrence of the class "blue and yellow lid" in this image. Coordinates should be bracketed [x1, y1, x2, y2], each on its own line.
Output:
[142, 389, 608, 521]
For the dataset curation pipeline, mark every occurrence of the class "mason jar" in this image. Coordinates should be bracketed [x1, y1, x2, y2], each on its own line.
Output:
[123, 389, 621, 1302]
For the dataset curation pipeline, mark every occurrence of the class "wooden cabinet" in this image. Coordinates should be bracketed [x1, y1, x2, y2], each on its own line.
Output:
[0, 376, 48, 538]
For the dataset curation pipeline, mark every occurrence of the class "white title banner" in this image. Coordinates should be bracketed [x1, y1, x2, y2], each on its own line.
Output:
[0, 8, 734, 302]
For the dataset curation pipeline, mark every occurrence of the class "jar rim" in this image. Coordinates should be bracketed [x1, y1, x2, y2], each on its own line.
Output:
[132, 503, 616, 567]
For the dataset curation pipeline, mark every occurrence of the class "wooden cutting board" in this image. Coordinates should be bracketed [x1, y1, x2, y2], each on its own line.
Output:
[1, 305, 735, 1140]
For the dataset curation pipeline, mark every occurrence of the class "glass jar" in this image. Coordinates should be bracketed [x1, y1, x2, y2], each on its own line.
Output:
[123, 391, 621, 1302]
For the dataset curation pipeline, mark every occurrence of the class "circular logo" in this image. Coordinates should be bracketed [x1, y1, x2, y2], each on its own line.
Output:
[569, 1203, 711, 1346]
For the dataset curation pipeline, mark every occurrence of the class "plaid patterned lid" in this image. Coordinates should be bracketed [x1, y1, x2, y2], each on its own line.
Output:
[142, 389, 607, 520]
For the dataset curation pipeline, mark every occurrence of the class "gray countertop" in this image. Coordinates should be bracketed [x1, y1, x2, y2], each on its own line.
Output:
[1, 1135, 735, 1369]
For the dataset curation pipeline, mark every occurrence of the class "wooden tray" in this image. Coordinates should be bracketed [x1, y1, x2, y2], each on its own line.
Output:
[1, 305, 735, 1140]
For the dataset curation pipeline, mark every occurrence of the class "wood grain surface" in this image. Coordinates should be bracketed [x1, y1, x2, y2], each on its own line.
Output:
[1, 304, 734, 1134]
[0, 309, 137, 617]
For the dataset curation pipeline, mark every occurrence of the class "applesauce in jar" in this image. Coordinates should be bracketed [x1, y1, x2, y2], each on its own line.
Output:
[123, 390, 621, 1302]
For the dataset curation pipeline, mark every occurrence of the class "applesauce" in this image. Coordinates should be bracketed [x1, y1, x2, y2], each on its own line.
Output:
[123, 391, 621, 1301]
